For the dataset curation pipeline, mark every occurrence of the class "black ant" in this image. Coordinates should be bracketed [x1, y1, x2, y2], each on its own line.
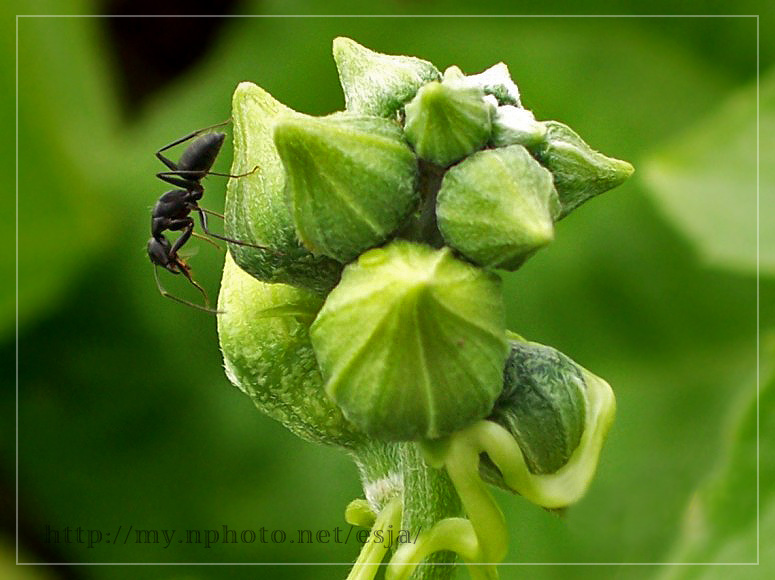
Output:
[147, 120, 267, 312]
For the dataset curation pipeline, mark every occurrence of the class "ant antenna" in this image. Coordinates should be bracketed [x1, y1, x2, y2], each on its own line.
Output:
[153, 265, 224, 314]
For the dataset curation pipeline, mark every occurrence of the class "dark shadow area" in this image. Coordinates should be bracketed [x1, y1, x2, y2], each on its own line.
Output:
[101, 1, 243, 117]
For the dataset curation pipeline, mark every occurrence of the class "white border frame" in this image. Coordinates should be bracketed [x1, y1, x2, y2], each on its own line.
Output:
[14, 12, 761, 570]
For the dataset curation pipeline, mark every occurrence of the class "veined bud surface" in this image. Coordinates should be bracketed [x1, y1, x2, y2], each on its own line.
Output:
[480, 336, 616, 488]
[217, 252, 364, 449]
[226, 82, 342, 295]
[333, 36, 441, 118]
[436, 145, 560, 270]
[274, 112, 419, 263]
[310, 240, 509, 441]
[404, 79, 492, 167]
[534, 120, 635, 219]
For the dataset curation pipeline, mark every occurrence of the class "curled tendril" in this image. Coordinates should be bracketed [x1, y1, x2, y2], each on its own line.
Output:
[345, 498, 377, 529]
[378, 367, 615, 578]
[387, 518, 496, 580]
[346, 497, 402, 580]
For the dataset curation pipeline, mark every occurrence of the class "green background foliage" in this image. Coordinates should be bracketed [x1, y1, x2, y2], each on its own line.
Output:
[7, 2, 772, 579]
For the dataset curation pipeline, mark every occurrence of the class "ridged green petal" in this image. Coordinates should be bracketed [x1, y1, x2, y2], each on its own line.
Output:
[226, 82, 342, 294]
[217, 252, 364, 449]
[437, 145, 560, 270]
[274, 113, 419, 263]
[333, 37, 441, 117]
[404, 80, 492, 167]
[311, 241, 508, 441]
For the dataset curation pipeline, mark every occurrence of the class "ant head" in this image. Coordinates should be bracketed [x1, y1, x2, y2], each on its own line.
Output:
[147, 237, 180, 273]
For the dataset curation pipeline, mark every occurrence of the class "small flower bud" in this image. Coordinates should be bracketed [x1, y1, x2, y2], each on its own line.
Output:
[442, 65, 465, 82]
[217, 253, 365, 449]
[491, 105, 547, 147]
[534, 120, 634, 219]
[479, 336, 616, 493]
[436, 145, 560, 270]
[333, 37, 441, 118]
[403, 79, 492, 167]
[490, 340, 587, 475]
[226, 82, 342, 295]
[310, 240, 509, 441]
[273, 112, 419, 263]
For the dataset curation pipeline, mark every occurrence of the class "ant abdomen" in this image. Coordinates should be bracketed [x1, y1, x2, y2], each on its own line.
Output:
[177, 131, 226, 175]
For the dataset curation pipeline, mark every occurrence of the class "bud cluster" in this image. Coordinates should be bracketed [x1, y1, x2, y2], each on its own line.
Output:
[218, 37, 627, 495]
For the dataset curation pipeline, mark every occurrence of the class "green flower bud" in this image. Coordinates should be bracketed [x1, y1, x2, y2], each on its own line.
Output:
[404, 79, 492, 167]
[217, 252, 365, 449]
[226, 82, 342, 295]
[310, 240, 509, 441]
[274, 112, 419, 263]
[534, 120, 634, 219]
[490, 340, 586, 475]
[491, 105, 547, 147]
[479, 336, 616, 490]
[436, 145, 560, 270]
[333, 37, 441, 118]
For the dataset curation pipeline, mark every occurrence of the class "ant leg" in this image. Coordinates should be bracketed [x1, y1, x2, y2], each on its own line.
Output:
[201, 207, 224, 219]
[176, 260, 212, 308]
[153, 266, 222, 314]
[207, 165, 259, 179]
[156, 171, 204, 190]
[192, 231, 223, 251]
[169, 218, 195, 256]
[158, 165, 257, 184]
[193, 206, 276, 252]
[155, 119, 232, 169]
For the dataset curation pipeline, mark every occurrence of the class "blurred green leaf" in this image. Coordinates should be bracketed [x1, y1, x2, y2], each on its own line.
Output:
[15, 8, 122, 336]
[642, 69, 773, 276]
[657, 336, 773, 576]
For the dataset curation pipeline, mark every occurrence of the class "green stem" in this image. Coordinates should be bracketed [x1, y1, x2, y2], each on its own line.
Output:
[396, 160, 445, 246]
[349, 441, 462, 580]
[399, 443, 462, 580]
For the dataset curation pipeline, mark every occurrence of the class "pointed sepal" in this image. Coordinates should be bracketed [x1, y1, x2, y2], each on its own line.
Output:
[534, 121, 634, 219]
[404, 80, 492, 167]
[226, 82, 343, 294]
[333, 37, 441, 118]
